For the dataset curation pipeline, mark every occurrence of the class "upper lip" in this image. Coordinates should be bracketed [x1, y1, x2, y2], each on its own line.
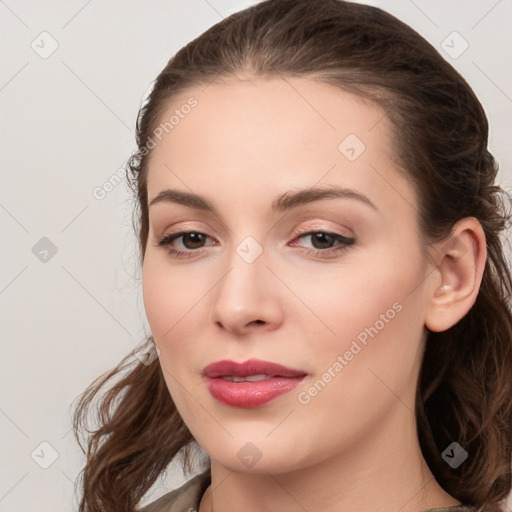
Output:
[202, 358, 307, 378]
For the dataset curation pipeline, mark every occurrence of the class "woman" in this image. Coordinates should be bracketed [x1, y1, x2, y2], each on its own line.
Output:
[72, 1, 512, 511]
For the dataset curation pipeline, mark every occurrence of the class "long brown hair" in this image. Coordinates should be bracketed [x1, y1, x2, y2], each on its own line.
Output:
[72, 1, 512, 510]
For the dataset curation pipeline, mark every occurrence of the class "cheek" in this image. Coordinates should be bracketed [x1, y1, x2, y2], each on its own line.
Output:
[306, 256, 426, 408]
[142, 252, 210, 340]
[142, 255, 201, 401]
[299, 257, 420, 347]
[292, 274, 425, 456]
[297, 253, 427, 410]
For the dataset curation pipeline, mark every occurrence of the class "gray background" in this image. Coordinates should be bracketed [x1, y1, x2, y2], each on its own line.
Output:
[1, 0, 511, 510]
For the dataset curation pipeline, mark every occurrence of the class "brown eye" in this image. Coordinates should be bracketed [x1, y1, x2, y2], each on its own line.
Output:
[308, 232, 338, 249]
[157, 231, 216, 258]
[291, 230, 355, 257]
[179, 232, 207, 249]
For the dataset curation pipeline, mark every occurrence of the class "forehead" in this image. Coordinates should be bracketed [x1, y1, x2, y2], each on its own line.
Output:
[145, 76, 416, 220]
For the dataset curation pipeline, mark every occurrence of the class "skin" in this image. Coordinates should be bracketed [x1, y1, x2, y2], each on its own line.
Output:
[141, 76, 487, 512]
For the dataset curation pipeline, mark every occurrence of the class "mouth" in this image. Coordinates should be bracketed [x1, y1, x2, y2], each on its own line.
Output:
[202, 358, 307, 379]
[219, 374, 283, 382]
[202, 358, 308, 408]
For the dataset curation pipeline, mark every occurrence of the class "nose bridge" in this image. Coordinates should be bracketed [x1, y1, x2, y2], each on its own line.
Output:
[211, 233, 282, 332]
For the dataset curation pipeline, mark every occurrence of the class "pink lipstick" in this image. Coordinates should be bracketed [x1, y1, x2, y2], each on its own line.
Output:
[202, 358, 307, 408]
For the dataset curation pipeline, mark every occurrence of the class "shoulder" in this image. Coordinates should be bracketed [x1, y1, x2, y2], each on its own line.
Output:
[421, 506, 504, 512]
[139, 469, 211, 512]
[421, 508, 473, 511]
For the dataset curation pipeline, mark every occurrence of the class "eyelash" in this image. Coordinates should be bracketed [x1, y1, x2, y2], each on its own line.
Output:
[156, 229, 355, 259]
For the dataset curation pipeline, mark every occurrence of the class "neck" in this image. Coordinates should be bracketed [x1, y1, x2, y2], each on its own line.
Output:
[198, 402, 460, 512]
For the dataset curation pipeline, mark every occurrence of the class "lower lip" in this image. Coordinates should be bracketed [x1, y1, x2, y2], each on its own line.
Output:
[205, 376, 305, 408]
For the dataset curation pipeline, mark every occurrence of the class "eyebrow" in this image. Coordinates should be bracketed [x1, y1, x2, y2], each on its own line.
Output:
[148, 185, 377, 213]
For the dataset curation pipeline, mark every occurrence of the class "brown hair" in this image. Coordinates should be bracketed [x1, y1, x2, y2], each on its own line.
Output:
[72, 1, 512, 510]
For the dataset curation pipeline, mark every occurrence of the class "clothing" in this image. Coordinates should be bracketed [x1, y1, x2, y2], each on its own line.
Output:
[139, 468, 479, 512]
[140, 468, 211, 512]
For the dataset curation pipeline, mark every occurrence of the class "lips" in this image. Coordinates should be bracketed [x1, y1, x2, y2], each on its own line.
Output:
[202, 358, 307, 408]
[202, 358, 306, 379]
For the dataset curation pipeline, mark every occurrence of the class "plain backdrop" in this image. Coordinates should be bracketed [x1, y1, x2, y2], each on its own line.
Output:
[1, 1, 511, 510]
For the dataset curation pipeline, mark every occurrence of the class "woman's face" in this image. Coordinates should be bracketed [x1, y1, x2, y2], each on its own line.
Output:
[142, 76, 432, 474]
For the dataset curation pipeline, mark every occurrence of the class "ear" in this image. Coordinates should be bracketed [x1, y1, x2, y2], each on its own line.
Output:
[424, 217, 487, 333]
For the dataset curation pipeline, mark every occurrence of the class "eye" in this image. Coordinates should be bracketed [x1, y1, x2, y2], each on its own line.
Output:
[157, 231, 216, 258]
[290, 230, 355, 257]
[156, 229, 355, 259]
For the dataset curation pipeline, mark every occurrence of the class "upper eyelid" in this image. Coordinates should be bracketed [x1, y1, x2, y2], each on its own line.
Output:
[160, 224, 350, 236]
[157, 213, 354, 234]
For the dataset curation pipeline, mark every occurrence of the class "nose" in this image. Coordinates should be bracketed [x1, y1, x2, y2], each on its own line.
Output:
[211, 245, 284, 336]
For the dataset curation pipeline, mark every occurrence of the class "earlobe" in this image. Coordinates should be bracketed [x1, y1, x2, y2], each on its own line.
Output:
[424, 217, 487, 333]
